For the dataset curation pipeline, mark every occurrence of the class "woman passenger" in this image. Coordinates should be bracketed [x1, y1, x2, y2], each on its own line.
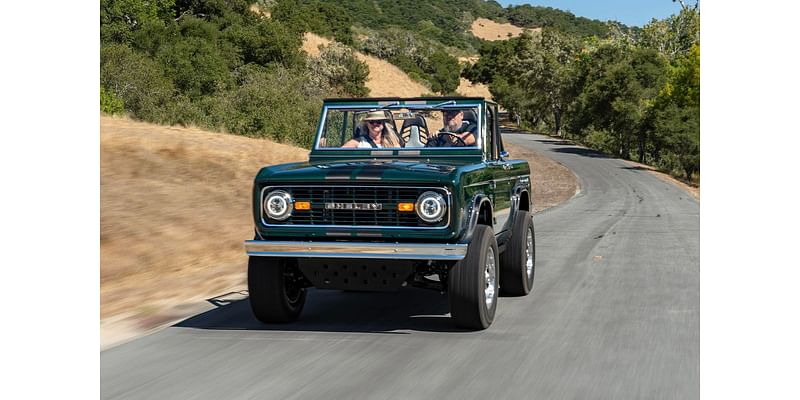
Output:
[341, 110, 403, 148]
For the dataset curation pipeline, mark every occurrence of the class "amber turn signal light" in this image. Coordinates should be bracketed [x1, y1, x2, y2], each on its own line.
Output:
[294, 201, 311, 210]
[397, 202, 415, 212]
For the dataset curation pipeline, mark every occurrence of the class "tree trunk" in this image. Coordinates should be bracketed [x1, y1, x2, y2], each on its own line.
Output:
[622, 134, 631, 160]
[554, 109, 562, 137]
[653, 144, 661, 164]
[638, 131, 646, 163]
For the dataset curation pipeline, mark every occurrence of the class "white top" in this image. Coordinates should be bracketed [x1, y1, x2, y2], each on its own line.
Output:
[356, 137, 382, 148]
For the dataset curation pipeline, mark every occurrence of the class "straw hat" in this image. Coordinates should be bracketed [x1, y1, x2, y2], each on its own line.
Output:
[363, 110, 389, 121]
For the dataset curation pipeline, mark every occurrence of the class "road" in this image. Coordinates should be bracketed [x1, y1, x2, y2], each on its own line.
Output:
[101, 132, 700, 399]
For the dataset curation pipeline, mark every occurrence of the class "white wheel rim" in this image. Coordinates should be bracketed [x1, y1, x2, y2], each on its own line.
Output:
[485, 247, 496, 308]
[525, 228, 534, 279]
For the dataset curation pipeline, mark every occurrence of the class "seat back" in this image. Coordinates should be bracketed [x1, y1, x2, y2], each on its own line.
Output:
[353, 122, 368, 142]
[400, 115, 429, 146]
[406, 126, 424, 147]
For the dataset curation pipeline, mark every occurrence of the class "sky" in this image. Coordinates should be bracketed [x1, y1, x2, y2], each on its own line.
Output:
[497, 0, 693, 27]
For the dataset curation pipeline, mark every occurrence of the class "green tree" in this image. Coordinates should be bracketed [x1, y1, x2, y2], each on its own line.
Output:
[101, 0, 176, 43]
[428, 50, 461, 94]
[223, 18, 305, 68]
[155, 35, 233, 99]
[509, 29, 581, 137]
[272, 0, 353, 46]
[462, 37, 522, 85]
[571, 44, 667, 160]
[652, 43, 700, 179]
[502, 4, 618, 38]
[639, 2, 699, 59]
[654, 104, 699, 180]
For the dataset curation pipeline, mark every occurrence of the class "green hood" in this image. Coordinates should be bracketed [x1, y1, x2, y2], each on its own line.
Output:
[256, 159, 484, 186]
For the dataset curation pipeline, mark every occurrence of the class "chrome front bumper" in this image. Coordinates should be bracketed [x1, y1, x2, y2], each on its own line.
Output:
[244, 240, 468, 260]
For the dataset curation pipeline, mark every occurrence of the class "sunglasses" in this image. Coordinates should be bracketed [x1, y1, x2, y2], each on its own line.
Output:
[367, 120, 384, 125]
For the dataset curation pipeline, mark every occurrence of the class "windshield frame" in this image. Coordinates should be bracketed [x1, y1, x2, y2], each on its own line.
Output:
[311, 99, 485, 157]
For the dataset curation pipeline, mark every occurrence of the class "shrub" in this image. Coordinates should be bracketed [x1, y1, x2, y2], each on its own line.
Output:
[306, 42, 370, 97]
[155, 35, 235, 100]
[428, 50, 461, 94]
[224, 18, 305, 68]
[100, 86, 125, 115]
[215, 65, 321, 148]
[100, 43, 177, 122]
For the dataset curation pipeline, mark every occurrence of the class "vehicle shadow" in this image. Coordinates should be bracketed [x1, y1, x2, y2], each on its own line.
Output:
[550, 146, 611, 158]
[175, 287, 470, 334]
[535, 139, 574, 146]
[621, 165, 652, 171]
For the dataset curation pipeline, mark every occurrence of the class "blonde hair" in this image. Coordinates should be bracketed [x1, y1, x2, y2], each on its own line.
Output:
[360, 120, 403, 148]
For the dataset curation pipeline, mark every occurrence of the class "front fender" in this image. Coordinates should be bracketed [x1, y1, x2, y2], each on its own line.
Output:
[508, 179, 531, 231]
[459, 194, 492, 244]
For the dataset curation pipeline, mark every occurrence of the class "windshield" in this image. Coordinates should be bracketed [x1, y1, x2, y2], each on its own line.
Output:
[316, 106, 480, 149]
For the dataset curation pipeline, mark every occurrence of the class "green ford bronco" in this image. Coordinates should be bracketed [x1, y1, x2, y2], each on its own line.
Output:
[245, 97, 535, 329]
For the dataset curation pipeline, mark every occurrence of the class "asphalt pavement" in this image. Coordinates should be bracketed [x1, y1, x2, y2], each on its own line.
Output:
[101, 131, 700, 399]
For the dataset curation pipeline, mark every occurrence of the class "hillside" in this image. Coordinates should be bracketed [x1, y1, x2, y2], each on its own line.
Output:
[470, 17, 536, 41]
[303, 33, 429, 97]
[303, 32, 492, 99]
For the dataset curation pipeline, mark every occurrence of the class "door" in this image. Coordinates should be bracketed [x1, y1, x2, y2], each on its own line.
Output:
[485, 104, 513, 233]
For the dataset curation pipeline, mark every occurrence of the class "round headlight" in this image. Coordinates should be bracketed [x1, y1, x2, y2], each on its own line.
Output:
[416, 191, 446, 223]
[264, 190, 293, 221]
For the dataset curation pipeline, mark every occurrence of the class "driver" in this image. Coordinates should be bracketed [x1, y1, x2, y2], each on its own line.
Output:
[435, 109, 477, 146]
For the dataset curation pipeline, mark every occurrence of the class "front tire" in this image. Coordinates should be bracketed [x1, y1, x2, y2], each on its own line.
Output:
[248, 257, 306, 323]
[448, 225, 498, 330]
[500, 211, 535, 296]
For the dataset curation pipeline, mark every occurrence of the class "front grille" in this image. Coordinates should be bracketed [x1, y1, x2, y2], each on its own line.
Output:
[262, 185, 449, 228]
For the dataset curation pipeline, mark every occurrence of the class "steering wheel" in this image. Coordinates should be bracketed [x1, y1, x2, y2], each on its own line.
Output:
[435, 131, 467, 147]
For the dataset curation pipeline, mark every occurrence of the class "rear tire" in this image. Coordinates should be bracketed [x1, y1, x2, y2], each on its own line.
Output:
[500, 211, 535, 296]
[248, 257, 306, 323]
[448, 225, 498, 330]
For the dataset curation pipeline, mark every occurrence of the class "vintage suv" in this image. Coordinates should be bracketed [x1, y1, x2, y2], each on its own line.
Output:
[244, 97, 535, 329]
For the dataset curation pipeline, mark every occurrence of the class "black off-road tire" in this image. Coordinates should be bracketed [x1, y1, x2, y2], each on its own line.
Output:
[448, 225, 499, 330]
[248, 256, 307, 323]
[500, 211, 536, 296]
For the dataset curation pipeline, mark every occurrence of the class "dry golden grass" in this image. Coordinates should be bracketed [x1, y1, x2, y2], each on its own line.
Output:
[503, 141, 578, 211]
[248, 3, 270, 19]
[301, 31, 331, 57]
[457, 78, 492, 99]
[100, 116, 307, 325]
[470, 17, 539, 41]
[303, 32, 431, 97]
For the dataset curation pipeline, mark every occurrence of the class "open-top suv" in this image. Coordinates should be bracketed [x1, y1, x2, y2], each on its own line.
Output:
[245, 97, 535, 329]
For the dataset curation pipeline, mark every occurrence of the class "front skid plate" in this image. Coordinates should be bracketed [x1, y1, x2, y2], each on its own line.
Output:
[297, 259, 414, 291]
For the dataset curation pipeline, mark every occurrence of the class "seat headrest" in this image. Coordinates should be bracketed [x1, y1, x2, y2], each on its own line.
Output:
[354, 122, 367, 138]
[401, 115, 428, 131]
[462, 109, 477, 124]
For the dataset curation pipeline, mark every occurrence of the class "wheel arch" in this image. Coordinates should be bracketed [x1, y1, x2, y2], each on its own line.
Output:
[460, 194, 493, 244]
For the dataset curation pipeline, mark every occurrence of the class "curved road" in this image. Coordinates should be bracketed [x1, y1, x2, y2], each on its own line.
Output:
[101, 132, 700, 399]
